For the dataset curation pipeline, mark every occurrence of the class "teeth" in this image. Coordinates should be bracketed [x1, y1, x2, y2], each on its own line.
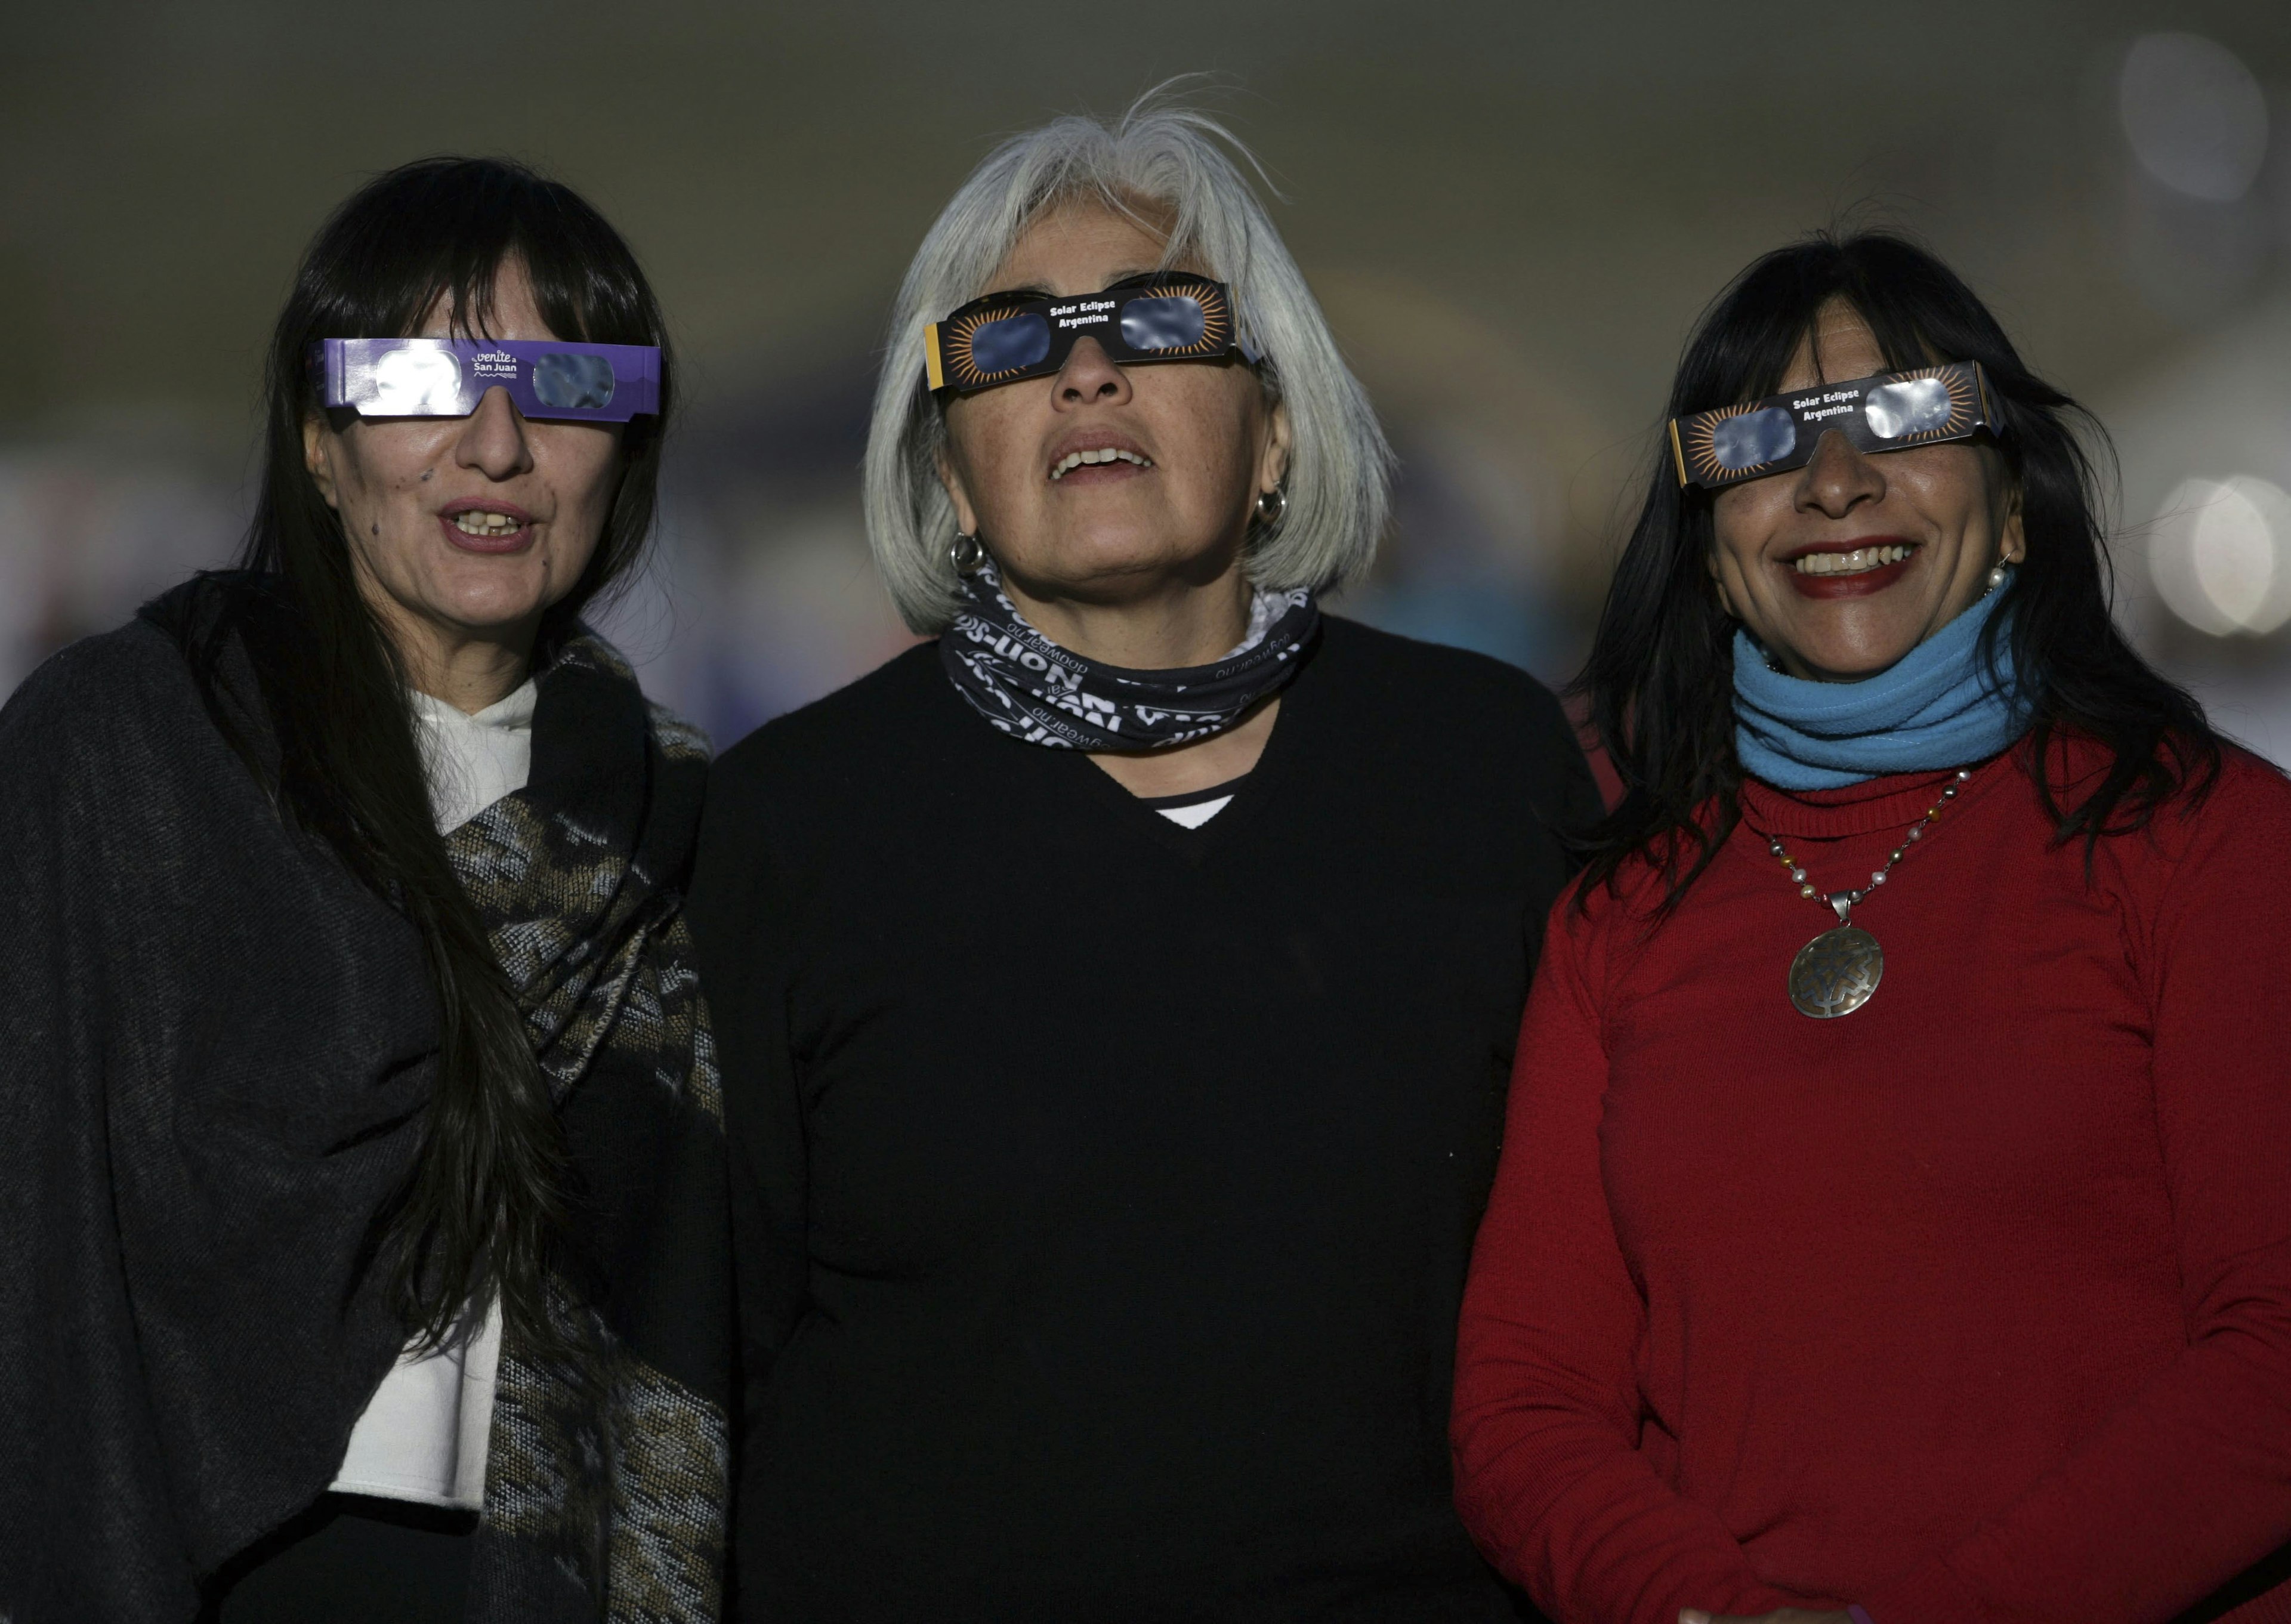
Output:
[1792, 544, 1913, 576]
[452, 511, 524, 536]
[1049, 446, 1154, 480]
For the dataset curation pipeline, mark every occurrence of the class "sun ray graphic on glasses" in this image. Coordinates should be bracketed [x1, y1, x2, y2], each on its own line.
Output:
[1685, 401, 1788, 484]
[1147, 282, 1231, 357]
[947, 307, 1041, 387]
[1872, 365, 1978, 446]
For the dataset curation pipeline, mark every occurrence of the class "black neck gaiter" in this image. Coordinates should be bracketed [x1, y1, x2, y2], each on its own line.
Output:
[938, 561, 1320, 751]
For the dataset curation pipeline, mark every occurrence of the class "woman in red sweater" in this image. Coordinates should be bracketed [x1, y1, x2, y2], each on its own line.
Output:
[1451, 232, 2291, 1624]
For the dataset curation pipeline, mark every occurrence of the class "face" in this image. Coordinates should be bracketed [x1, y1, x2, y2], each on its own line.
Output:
[303, 258, 625, 674]
[1706, 298, 2024, 682]
[937, 201, 1289, 604]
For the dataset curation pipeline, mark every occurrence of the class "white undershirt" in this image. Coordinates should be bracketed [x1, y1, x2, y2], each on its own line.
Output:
[330, 679, 536, 1509]
[1157, 794, 1235, 828]
[1140, 771, 1246, 829]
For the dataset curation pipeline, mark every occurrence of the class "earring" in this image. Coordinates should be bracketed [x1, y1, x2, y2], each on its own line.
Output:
[1253, 485, 1288, 533]
[1985, 560, 2010, 594]
[949, 530, 986, 576]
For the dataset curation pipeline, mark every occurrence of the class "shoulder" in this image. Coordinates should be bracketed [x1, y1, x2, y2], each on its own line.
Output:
[555, 629, 718, 767]
[2017, 733, 2291, 960]
[709, 641, 943, 807]
[1307, 618, 1592, 814]
[2041, 730, 2291, 863]
[0, 610, 246, 862]
[1, 614, 203, 761]
[698, 642, 955, 897]
[1316, 615, 1567, 728]
[2196, 739, 2290, 810]
[691, 642, 950, 953]
[1314, 617, 1579, 759]
[2148, 740, 2291, 862]
[1546, 835, 1671, 950]
[646, 699, 713, 765]
[2062, 741, 2291, 988]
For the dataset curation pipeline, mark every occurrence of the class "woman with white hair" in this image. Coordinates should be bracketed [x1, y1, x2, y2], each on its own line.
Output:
[688, 95, 1597, 1621]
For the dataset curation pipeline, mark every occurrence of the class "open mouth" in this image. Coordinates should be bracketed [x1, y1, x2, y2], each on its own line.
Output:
[438, 501, 536, 552]
[1790, 542, 1915, 578]
[1048, 446, 1154, 481]
[1783, 538, 1919, 598]
[451, 510, 526, 538]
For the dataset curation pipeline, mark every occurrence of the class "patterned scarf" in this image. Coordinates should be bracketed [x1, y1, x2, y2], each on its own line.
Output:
[444, 634, 729, 1623]
[940, 560, 1319, 750]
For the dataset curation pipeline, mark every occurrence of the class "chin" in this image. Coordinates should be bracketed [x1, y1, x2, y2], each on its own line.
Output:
[1792, 637, 1923, 680]
[424, 557, 561, 627]
[424, 582, 555, 637]
[1775, 603, 1939, 679]
[1029, 526, 1231, 590]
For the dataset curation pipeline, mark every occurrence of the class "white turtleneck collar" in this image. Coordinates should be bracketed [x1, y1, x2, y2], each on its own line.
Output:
[407, 678, 538, 834]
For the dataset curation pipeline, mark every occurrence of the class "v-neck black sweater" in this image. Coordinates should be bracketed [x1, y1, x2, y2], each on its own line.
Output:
[688, 618, 1597, 1622]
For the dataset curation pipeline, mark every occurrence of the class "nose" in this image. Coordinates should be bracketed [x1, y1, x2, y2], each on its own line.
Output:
[1052, 336, 1132, 410]
[455, 386, 536, 481]
[1792, 428, 1885, 519]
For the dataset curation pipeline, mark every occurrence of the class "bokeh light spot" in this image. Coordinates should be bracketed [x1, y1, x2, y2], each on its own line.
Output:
[2150, 474, 2291, 637]
[2119, 33, 2269, 202]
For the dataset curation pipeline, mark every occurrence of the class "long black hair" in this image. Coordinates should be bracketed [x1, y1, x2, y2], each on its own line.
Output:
[1578, 231, 2216, 909]
[174, 156, 674, 1350]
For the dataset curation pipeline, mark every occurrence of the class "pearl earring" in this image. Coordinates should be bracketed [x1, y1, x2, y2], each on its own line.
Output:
[1986, 561, 2009, 594]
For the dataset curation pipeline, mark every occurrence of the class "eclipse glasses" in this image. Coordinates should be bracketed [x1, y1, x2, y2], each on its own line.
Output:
[312, 338, 662, 423]
[1669, 361, 1999, 490]
[924, 274, 1259, 394]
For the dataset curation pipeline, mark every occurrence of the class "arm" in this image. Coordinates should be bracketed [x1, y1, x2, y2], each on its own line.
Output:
[0, 659, 186, 1623]
[1857, 773, 2291, 1622]
[1453, 906, 1803, 1624]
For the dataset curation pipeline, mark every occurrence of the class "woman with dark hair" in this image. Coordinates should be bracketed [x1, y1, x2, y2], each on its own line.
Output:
[0, 158, 727, 1622]
[1451, 233, 2291, 1623]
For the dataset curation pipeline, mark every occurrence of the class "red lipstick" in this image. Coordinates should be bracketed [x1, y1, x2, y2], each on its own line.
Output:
[1782, 536, 1919, 600]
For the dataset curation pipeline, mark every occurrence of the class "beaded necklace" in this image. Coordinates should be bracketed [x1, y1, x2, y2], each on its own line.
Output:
[1761, 767, 1971, 1018]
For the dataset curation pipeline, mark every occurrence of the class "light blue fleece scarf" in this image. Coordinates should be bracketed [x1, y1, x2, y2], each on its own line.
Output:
[1733, 585, 2028, 790]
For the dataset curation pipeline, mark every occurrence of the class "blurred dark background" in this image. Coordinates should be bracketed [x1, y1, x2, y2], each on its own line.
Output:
[8, 1, 2291, 757]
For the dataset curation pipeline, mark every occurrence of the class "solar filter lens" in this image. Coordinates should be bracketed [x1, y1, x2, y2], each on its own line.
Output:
[533, 351, 617, 410]
[1864, 376, 1953, 439]
[1119, 294, 1209, 353]
[1712, 406, 1798, 471]
[969, 312, 1054, 375]
[367, 345, 466, 415]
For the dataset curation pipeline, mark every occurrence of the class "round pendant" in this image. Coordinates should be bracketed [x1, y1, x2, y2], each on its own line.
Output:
[1788, 924, 1884, 1018]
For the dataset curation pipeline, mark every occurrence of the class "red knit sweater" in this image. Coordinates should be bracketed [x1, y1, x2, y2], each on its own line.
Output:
[1452, 740, 2291, 1624]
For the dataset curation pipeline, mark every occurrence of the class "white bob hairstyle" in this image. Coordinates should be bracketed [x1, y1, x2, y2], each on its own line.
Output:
[862, 92, 1394, 634]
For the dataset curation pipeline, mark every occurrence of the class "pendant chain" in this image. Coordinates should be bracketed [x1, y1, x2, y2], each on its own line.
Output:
[1763, 767, 1971, 924]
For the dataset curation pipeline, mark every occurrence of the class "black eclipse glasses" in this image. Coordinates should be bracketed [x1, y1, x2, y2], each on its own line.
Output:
[924, 274, 1259, 394]
[1668, 360, 2000, 490]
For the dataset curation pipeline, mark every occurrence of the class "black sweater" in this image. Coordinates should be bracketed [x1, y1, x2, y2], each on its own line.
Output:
[688, 618, 1598, 1622]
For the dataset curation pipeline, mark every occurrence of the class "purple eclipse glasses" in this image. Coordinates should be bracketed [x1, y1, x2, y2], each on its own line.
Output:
[1668, 360, 2000, 490]
[924, 274, 1260, 394]
[311, 339, 662, 423]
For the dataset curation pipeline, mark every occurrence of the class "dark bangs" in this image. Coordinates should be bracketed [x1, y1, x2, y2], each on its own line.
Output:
[166, 156, 678, 1357]
[279, 156, 674, 635]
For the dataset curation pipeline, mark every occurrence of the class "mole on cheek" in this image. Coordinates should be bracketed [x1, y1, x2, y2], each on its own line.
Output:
[420, 470, 434, 483]
[371, 521, 380, 536]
